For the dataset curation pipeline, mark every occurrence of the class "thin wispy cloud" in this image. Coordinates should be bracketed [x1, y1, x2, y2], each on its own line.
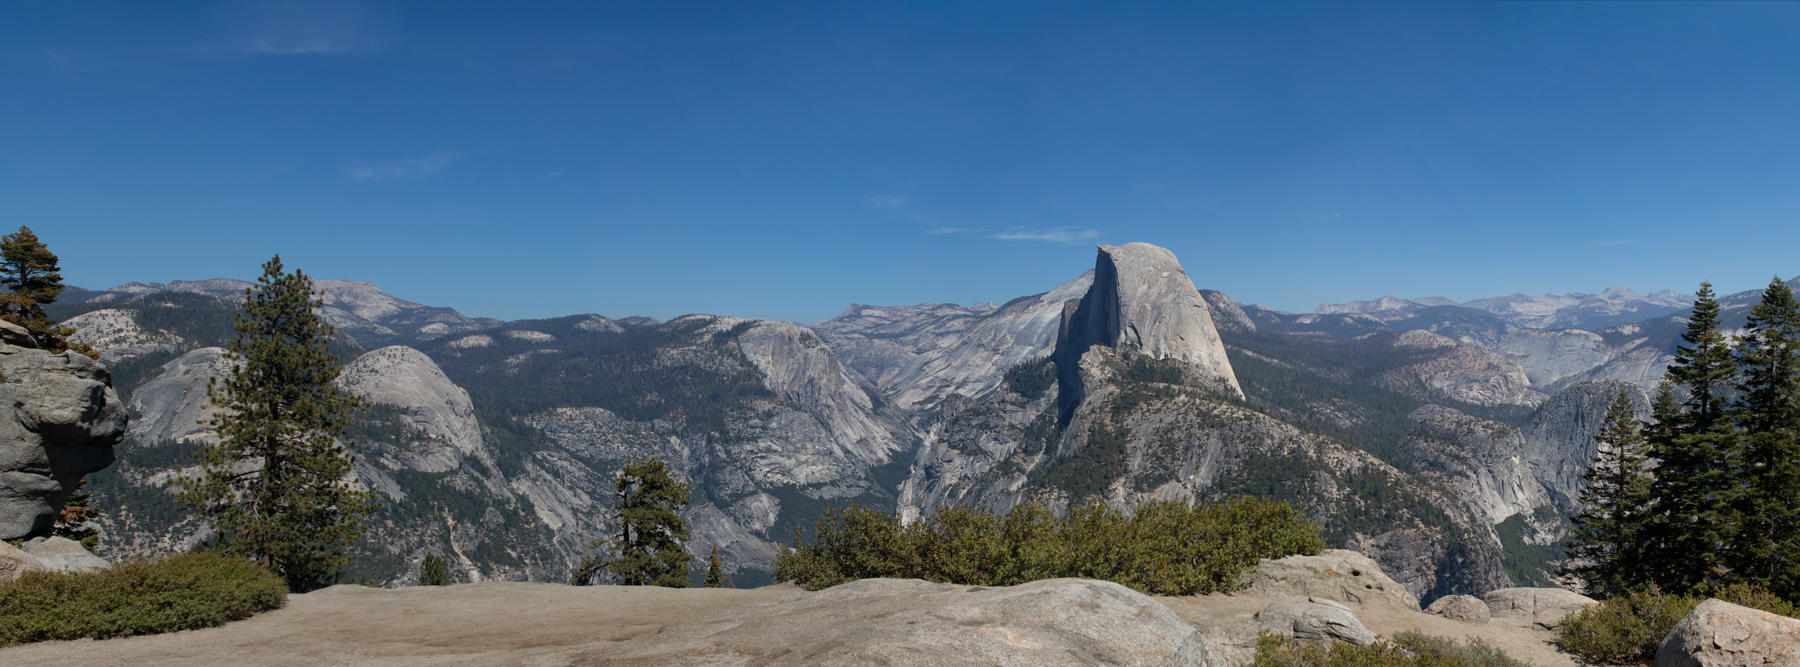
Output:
[540, 170, 566, 180]
[925, 226, 1103, 244]
[42, 48, 80, 72]
[989, 227, 1102, 244]
[347, 150, 474, 181]
[869, 194, 908, 209]
[199, 2, 390, 58]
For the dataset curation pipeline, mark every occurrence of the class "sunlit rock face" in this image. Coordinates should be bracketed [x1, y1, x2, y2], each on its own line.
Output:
[0, 343, 126, 540]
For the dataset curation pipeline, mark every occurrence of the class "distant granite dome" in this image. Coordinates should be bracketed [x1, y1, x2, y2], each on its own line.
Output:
[1055, 242, 1243, 413]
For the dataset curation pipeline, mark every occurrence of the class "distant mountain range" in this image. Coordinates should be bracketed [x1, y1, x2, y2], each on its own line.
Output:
[46, 251, 1795, 602]
[1317, 285, 1695, 331]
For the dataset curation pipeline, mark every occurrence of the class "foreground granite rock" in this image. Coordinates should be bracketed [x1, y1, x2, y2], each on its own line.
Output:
[1244, 550, 1420, 612]
[1655, 599, 1800, 667]
[1426, 594, 1491, 624]
[0, 343, 126, 540]
[1483, 587, 1596, 630]
[600, 578, 1224, 666]
[0, 540, 49, 582]
[1254, 597, 1376, 646]
[22, 536, 109, 573]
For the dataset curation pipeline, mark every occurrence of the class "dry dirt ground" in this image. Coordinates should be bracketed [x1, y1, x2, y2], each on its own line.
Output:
[0, 581, 1583, 666]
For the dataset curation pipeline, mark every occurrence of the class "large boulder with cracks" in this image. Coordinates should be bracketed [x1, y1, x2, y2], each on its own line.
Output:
[0, 340, 126, 540]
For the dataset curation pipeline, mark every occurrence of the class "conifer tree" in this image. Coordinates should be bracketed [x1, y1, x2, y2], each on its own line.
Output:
[571, 458, 695, 587]
[703, 544, 726, 588]
[1729, 277, 1800, 595]
[420, 553, 451, 586]
[175, 256, 374, 592]
[0, 226, 84, 353]
[1645, 283, 1741, 592]
[1566, 390, 1652, 598]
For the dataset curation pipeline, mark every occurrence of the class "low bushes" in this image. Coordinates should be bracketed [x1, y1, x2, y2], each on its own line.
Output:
[1252, 631, 1530, 667]
[0, 551, 287, 645]
[772, 497, 1324, 595]
[1557, 584, 1800, 664]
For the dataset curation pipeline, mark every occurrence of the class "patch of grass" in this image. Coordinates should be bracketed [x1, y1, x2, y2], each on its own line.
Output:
[1253, 630, 1531, 667]
[1557, 585, 1800, 664]
[0, 551, 287, 645]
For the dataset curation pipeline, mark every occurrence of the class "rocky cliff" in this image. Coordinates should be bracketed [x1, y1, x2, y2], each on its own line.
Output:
[1055, 243, 1243, 420]
[0, 327, 127, 540]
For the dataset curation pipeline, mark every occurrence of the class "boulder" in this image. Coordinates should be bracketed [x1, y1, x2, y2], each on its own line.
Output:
[22, 536, 109, 573]
[0, 319, 35, 348]
[0, 539, 49, 582]
[1483, 587, 1596, 629]
[1244, 549, 1420, 611]
[599, 578, 1224, 666]
[0, 344, 127, 540]
[1425, 594, 1490, 624]
[1654, 599, 1800, 667]
[1254, 597, 1376, 646]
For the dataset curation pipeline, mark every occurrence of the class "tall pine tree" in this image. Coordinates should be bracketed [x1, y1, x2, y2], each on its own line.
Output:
[0, 226, 84, 353]
[1645, 282, 1741, 592]
[1566, 390, 1652, 598]
[571, 458, 695, 587]
[1729, 277, 1800, 596]
[175, 256, 374, 592]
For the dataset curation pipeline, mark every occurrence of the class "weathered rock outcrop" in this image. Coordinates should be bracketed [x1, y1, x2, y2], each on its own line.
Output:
[23, 536, 109, 573]
[1655, 599, 1800, 667]
[1426, 594, 1491, 624]
[1244, 550, 1420, 612]
[603, 578, 1224, 666]
[1055, 243, 1242, 418]
[1255, 597, 1376, 646]
[0, 344, 126, 540]
[1483, 587, 1596, 629]
[0, 540, 49, 581]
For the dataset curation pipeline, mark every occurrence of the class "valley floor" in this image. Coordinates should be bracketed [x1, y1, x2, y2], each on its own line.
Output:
[0, 581, 1580, 666]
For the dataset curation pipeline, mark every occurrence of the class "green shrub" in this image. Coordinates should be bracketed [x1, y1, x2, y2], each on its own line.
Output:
[772, 497, 1324, 595]
[1557, 585, 1800, 664]
[0, 551, 287, 645]
[419, 553, 450, 586]
[1253, 631, 1530, 667]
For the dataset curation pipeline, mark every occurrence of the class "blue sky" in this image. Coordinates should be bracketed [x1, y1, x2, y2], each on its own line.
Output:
[6, 2, 1800, 322]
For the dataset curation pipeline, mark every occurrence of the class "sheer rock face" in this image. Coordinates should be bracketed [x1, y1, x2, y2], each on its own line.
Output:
[125, 347, 231, 447]
[1055, 243, 1243, 419]
[0, 345, 126, 540]
[733, 320, 907, 474]
[1397, 381, 1646, 538]
[337, 346, 486, 474]
[1517, 380, 1650, 513]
